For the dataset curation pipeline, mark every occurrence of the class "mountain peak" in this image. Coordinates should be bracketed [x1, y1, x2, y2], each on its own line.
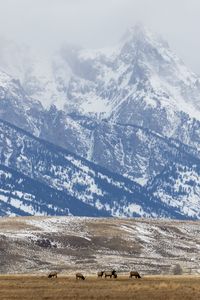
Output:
[120, 23, 169, 51]
[129, 23, 148, 36]
[121, 23, 152, 43]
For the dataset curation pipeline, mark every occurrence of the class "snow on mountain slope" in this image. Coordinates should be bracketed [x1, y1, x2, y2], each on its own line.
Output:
[0, 164, 108, 217]
[148, 163, 200, 218]
[1, 118, 184, 219]
[81, 119, 200, 185]
[40, 113, 200, 186]
[1, 104, 199, 219]
[0, 68, 43, 136]
[22, 53, 72, 110]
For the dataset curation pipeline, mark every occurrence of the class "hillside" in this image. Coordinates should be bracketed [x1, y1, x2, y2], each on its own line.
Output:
[1, 216, 200, 275]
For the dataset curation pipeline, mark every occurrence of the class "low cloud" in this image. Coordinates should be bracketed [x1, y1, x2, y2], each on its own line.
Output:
[0, 0, 199, 73]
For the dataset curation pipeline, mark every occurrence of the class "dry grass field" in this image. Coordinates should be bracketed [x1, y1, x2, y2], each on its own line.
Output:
[0, 275, 200, 300]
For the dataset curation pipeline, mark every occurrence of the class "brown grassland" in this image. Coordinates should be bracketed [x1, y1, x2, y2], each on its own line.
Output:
[0, 275, 200, 300]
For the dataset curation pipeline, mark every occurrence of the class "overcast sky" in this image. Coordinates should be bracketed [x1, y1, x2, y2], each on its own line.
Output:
[0, 0, 200, 73]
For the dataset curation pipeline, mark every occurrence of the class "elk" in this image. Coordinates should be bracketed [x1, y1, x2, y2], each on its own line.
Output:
[48, 272, 58, 278]
[76, 273, 85, 280]
[104, 270, 117, 279]
[97, 271, 104, 278]
[129, 271, 141, 279]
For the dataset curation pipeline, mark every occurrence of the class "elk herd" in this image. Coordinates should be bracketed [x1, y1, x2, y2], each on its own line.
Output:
[48, 270, 141, 280]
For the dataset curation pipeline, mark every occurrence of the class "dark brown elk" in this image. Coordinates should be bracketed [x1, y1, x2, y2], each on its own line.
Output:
[105, 270, 117, 278]
[48, 272, 57, 278]
[76, 273, 85, 280]
[129, 271, 141, 279]
[97, 271, 104, 278]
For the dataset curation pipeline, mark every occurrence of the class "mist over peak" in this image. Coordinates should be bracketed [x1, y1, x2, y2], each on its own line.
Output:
[0, 0, 199, 73]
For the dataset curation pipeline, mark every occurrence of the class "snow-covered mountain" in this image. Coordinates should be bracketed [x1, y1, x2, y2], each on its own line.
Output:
[0, 25, 200, 219]
[59, 25, 200, 151]
[1, 25, 200, 150]
[1, 118, 186, 219]
[2, 26, 200, 120]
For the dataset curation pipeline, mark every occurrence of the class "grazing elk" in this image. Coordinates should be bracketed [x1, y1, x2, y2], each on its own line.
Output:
[104, 270, 117, 279]
[97, 271, 104, 278]
[104, 271, 112, 278]
[48, 272, 58, 278]
[129, 271, 141, 279]
[76, 273, 85, 280]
